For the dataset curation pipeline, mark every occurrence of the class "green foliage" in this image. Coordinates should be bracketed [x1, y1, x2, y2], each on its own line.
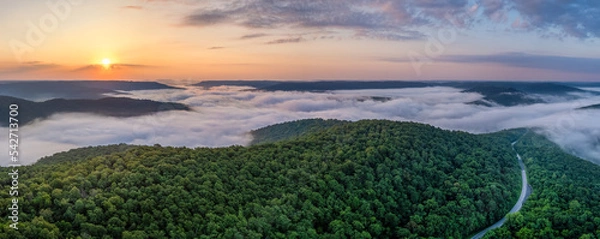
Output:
[0, 120, 522, 238]
[250, 118, 349, 145]
[484, 131, 600, 238]
[36, 144, 138, 165]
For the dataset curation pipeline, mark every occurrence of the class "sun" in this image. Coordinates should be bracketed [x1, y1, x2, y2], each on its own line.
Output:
[101, 58, 111, 68]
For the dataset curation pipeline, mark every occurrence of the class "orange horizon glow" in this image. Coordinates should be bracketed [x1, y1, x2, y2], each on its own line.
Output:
[0, 1, 598, 81]
[102, 58, 112, 69]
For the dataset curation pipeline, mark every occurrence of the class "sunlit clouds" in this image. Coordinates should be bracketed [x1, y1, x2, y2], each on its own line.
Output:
[0, 1, 598, 80]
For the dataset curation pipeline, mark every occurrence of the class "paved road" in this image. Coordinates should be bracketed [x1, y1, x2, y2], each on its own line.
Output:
[471, 141, 532, 239]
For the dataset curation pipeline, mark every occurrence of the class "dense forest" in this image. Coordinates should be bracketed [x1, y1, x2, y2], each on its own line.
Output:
[483, 131, 600, 238]
[249, 119, 348, 145]
[0, 120, 522, 238]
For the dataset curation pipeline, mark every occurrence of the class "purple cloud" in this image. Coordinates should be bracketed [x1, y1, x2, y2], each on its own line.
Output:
[179, 0, 600, 39]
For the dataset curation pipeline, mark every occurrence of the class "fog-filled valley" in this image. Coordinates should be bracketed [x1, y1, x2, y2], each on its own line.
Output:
[1, 80, 599, 166]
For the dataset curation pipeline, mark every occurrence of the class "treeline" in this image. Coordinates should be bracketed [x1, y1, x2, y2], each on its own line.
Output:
[484, 131, 600, 238]
[1, 120, 521, 238]
[249, 119, 348, 145]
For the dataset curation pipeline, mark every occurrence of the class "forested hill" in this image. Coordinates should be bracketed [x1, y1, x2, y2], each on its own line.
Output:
[0, 96, 191, 126]
[0, 120, 522, 238]
[35, 144, 139, 165]
[0, 81, 179, 101]
[484, 131, 600, 238]
[249, 118, 349, 145]
[577, 103, 600, 110]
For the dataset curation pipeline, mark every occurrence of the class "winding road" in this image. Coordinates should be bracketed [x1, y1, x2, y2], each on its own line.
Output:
[471, 141, 533, 239]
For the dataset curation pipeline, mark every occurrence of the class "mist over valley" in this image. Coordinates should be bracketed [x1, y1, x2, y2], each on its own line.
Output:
[1, 80, 599, 166]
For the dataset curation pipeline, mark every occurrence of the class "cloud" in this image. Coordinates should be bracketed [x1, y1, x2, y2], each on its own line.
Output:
[72, 63, 155, 72]
[510, 1, 600, 38]
[208, 46, 225, 50]
[440, 52, 600, 74]
[0, 61, 60, 74]
[3, 85, 600, 167]
[184, 11, 231, 26]
[178, 0, 600, 39]
[474, 0, 600, 38]
[240, 33, 269, 39]
[479, 0, 509, 23]
[143, 0, 201, 5]
[409, 0, 471, 23]
[123, 5, 144, 10]
[511, 17, 530, 29]
[265, 37, 304, 44]
[181, 0, 431, 41]
[378, 57, 413, 63]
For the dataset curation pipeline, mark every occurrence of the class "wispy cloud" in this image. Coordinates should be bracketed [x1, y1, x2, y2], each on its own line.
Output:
[208, 46, 225, 50]
[265, 37, 304, 45]
[240, 33, 269, 40]
[184, 11, 230, 26]
[181, 1, 433, 41]
[440, 53, 600, 74]
[180, 0, 600, 39]
[123, 5, 143, 10]
[72, 63, 155, 72]
[510, 1, 600, 38]
[0, 61, 60, 74]
[380, 52, 600, 75]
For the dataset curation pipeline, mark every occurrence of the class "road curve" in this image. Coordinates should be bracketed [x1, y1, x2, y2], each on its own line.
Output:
[471, 141, 532, 239]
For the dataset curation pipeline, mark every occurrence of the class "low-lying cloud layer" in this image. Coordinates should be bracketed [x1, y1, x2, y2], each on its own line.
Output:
[2, 85, 600, 166]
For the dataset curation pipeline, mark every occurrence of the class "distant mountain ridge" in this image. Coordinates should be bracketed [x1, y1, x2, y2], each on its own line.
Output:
[0, 80, 179, 101]
[194, 80, 430, 92]
[577, 103, 600, 110]
[194, 80, 597, 107]
[462, 86, 542, 107]
[453, 82, 588, 107]
[0, 95, 191, 126]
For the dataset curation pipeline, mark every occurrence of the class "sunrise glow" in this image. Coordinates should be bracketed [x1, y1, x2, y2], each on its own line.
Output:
[0, 1, 598, 81]
[102, 58, 112, 69]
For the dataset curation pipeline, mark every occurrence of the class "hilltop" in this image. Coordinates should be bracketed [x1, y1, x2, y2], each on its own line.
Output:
[2, 119, 599, 238]
[1, 120, 521, 238]
[0, 96, 190, 126]
[0, 81, 179, 101]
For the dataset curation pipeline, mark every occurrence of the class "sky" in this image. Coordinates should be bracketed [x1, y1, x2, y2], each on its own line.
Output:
[0, 0, 599, 81]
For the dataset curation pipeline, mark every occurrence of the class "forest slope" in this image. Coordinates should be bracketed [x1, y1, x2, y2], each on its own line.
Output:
[0, 120, 521, 238]
[483, 131, 600, 238]
[249, 119, 348, 145]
